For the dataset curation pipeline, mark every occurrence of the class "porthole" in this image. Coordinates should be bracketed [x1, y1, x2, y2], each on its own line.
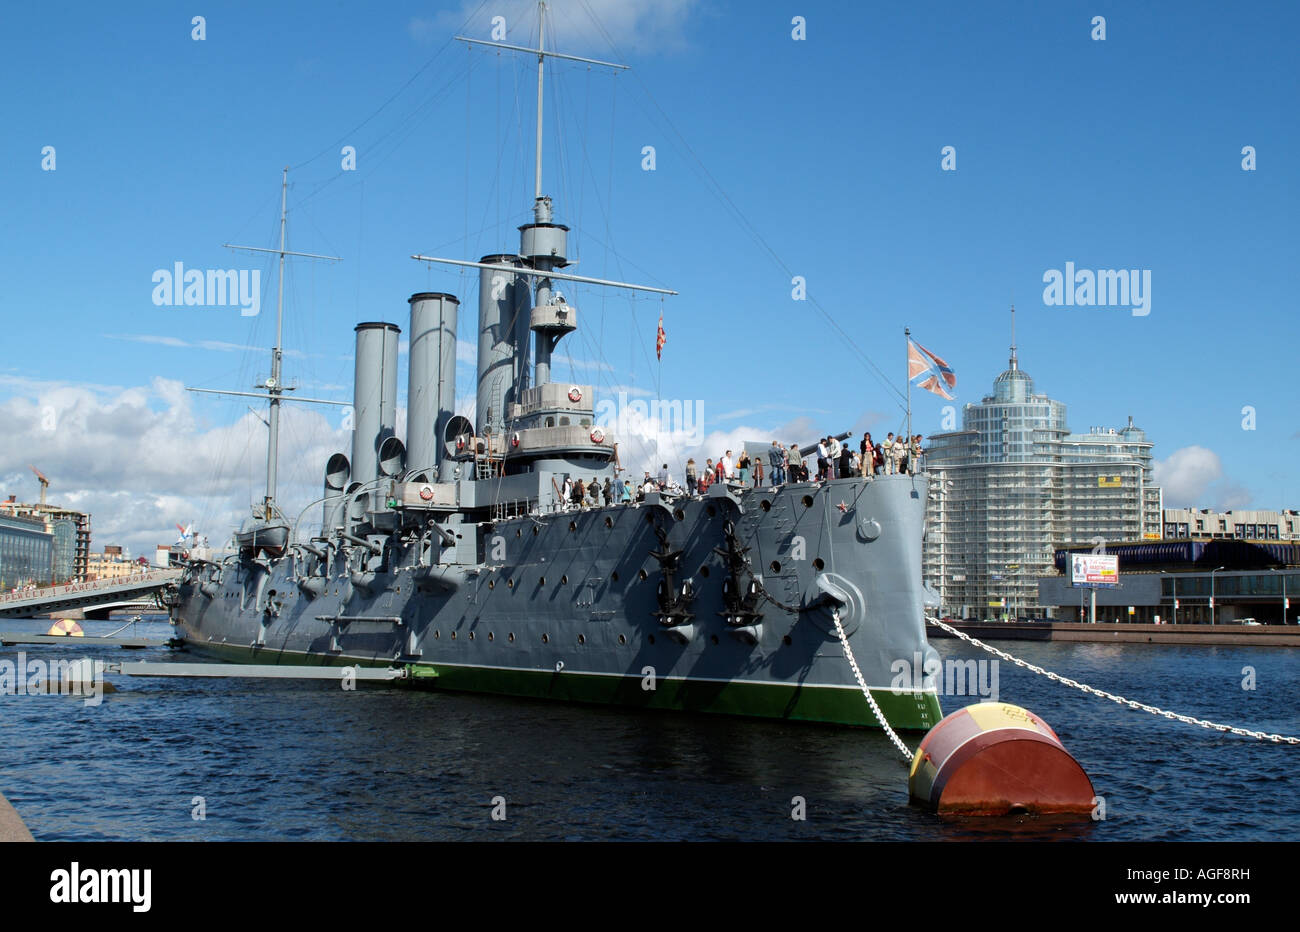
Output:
[469, 631, 475, 640]
[645, 513, 655, 525]
[488, 632, 494, 642]
[532, 526, 539, 536]
[611, 571, 619, 583]
[673, 508, 685, 521]
[638, 569, 648, 581]
[605, 516, 613, 528]
[451, 631, 457, 640]
[569, 521, 577, 532]
[710, 634, 719, 645]
[618, 634, 626, 645]
[538, 576, 546, 586]
[508, 633, 515, 643]
[488, 579, 495, 589]
[783, 635, 792, 646]
[699, 565, 711, 578]
[760, 500, 772, 512]
[813, 558, 825, 571]
[507, 578, 514, 588]
[542, 633, 549, 644]
[515, 528, 521, 537]
[577, 633, 586, 645]
[560, 575, 568, 585]
[434, 630, 440, 639]
[801, 495, 814, 508]
[706, 505, 717, 517]
[770, 561, 781, 574]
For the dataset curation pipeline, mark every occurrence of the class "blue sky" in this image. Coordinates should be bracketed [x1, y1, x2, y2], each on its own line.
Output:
[1, 0, 1297, 555]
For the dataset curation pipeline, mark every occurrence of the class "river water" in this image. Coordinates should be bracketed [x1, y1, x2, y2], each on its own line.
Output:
[1, 616, 1295, 841]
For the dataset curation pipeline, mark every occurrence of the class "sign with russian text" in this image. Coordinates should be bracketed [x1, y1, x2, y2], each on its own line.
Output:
[1071, 553, 1119, 588]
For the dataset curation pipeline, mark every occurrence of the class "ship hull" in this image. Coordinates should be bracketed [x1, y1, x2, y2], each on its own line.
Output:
[175, 475, 943, 730]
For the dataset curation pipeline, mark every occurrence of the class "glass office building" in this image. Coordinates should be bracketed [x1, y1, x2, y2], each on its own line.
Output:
[0, 514, 55, 589]
[924, 344, 1162, 619]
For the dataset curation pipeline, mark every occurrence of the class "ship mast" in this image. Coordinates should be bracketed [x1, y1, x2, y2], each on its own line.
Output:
[188, 168, 345, 520]
[420, 9, 675, 296]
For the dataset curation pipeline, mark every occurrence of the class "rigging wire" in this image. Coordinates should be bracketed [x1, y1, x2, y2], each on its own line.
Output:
[576, 0, 906, 412]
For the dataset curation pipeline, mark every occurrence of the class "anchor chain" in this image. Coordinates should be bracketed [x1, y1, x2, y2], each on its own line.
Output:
[832, 609, 914, 762]
[927, 616, 1300, 745]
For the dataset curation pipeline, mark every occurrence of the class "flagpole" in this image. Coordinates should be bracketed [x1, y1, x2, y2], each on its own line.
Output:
[905, 327, 912, 462]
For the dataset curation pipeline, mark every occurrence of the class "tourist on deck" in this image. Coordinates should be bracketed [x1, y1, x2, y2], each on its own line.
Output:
[704, 458, 715, 488]
[737, 450, 750, 485]
[721, 450, 734, 480]
[838, 443, 853, 479]
[753, 455, 763, 487]
[910, 434, 924, 474]
[788, 443, 803, 482]
[698, 466, 712, 494]
[815, 438, 829, 480]
[828, 435, 843, 478]
[768, 441, 786, 485]
[622, 479, 633, 502]
[603, 477, 613, 504]
[589, 479, 601, 507]
[891, 433, 907, 475]
[685, 458, 698, 495]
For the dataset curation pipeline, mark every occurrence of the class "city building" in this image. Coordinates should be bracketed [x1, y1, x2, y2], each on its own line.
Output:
[923, 326, 1161, 619]
[1161, 507, 1299, 541]
[0, 495, 91, 582]
[0, 513, 55, 589]
[86, 545, 140, 580]
[1038, 538, 1298, 625]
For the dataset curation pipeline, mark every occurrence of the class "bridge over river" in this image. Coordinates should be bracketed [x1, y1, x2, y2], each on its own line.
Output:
[0, 569, 182, 620]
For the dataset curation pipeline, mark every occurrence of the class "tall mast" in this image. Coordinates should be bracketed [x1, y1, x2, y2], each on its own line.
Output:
[534, 1, 546, 204]
[265, 166, 289, 511]
[191, 169, 345, 520]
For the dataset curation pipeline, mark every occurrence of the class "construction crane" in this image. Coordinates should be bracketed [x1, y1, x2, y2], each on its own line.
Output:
[29, 465, 49, 505]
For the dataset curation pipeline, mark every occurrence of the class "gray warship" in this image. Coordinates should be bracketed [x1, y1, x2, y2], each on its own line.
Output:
[172, 10, 943, 730]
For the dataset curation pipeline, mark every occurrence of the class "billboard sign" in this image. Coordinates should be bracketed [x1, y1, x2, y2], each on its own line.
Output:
[1071, 553, 1119, 588]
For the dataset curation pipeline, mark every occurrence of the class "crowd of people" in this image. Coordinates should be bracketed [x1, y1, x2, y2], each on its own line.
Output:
[551, 431, 925, 512]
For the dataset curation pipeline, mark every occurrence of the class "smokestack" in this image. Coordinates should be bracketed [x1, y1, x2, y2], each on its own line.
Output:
[407, 292, 459, 481]
[351, 321, 400, 510]
[476, 255, 530, 437]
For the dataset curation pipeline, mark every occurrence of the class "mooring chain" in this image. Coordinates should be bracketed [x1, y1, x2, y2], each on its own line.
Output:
[832, 609, 914, 762]
[926, 616, 1300, 745]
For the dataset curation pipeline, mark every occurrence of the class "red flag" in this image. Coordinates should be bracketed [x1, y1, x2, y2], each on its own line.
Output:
[656, 313, 666, 360]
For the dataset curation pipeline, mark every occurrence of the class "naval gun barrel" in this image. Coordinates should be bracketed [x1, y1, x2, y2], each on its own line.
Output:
[297, 542, 327, 560]
[798, 431, 852, 458]
[339, 532, 383, 555]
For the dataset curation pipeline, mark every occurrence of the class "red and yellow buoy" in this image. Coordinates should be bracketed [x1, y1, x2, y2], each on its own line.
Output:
[909, 702, 1095, 816]
[46, 619, 85, 637]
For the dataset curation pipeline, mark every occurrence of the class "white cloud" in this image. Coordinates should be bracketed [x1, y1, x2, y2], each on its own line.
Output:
[1, 376, 351, 560]
[1153, 445, 1252, 510]
[415, 0, 699, 55]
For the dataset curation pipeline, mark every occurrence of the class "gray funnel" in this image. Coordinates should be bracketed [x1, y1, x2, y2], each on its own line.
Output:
[407, 292, 459, 481]
[351, 321, 400, 509]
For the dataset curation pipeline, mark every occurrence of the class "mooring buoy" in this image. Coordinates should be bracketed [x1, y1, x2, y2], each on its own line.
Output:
[46, 618, 84, 637]
[909, 702, 1094, 816]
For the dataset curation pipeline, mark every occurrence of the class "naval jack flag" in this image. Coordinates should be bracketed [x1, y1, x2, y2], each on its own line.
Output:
[656, 312, 666, 361]
[907, 339, 957, 400]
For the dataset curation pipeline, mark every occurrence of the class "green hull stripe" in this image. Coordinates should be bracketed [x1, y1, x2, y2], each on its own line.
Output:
[188, 640, 942, 730]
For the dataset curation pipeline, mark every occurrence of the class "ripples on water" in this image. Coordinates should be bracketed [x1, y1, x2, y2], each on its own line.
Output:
[1, 616, 1296, 841]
